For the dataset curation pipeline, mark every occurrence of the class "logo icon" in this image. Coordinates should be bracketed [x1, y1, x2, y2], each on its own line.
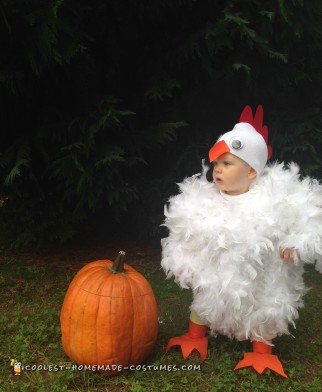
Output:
[11, 358, 23, 376]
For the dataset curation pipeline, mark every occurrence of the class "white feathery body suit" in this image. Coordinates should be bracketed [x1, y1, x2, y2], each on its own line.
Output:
[161, 162, 322, 343]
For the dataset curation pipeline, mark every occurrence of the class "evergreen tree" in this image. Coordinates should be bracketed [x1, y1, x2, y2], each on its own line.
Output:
[0, 0, 321, 247]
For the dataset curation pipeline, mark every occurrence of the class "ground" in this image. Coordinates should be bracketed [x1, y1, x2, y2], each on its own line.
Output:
[0, 237, 321, 392]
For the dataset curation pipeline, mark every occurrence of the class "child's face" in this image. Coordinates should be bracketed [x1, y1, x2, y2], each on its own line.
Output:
[212, 153, 257, 195]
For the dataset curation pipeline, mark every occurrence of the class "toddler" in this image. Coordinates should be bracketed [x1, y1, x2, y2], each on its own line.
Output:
[161, 105, 322, 377]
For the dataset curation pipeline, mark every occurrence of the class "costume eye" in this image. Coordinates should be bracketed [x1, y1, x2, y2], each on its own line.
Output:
[229, 136, 244, 150]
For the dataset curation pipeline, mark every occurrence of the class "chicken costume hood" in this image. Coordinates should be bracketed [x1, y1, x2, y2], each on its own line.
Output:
[161, 105, 322, 378]
[208, 105, 272, 174]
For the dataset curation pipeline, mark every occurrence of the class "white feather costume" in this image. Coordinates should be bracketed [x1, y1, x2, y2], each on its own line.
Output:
[161, 162, 322, 343]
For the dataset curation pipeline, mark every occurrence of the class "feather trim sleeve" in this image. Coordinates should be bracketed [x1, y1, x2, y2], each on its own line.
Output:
[161, 167, 221, 289]
[264, 162, 322, 272]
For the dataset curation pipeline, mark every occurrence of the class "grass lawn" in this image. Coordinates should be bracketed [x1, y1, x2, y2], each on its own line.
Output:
[0, 239, 321, 391]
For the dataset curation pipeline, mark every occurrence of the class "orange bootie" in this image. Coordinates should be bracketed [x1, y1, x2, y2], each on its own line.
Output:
[166, 320, 208, 361]
[234, 340, 287, 378]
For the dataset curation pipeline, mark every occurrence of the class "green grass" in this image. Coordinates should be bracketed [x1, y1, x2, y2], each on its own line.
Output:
[0, 246, 321, 391]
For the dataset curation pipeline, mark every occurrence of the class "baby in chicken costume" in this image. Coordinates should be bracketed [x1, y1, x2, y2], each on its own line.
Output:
[161, 105, 322, 377]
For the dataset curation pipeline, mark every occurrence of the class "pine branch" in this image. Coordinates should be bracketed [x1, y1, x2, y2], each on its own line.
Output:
[4, 143, 31, 186]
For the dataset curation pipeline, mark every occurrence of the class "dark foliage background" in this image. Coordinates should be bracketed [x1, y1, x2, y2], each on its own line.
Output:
[1, 0, 322, 248]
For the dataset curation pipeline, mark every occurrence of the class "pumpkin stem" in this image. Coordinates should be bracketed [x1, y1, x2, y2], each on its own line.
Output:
[109, 250, 126, 274]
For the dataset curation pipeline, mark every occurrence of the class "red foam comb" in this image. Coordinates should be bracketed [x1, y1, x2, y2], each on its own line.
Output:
[239, 105, 272, 159]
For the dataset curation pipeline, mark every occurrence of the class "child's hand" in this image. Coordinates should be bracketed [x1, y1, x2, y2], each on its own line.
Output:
[279, 248, 300, 263]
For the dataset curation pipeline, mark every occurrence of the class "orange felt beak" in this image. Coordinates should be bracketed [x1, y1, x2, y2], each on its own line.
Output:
[208, 140, 230, 162]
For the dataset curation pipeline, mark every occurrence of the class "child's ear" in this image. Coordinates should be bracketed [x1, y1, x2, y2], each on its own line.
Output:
[248, 167, 257, 180]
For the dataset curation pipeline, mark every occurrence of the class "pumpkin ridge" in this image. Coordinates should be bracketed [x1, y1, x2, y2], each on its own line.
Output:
[125, 274, 135, 364]
[79, 289, 88, 365]
[61, 281, 82, 356]
[127, 275, 154, 363]
[105, 273, 118, 364]
[68, 287, 89, 364]
[94, 285, 101, 365]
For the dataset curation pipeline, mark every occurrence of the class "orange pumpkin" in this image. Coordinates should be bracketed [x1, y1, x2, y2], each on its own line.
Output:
[60, 251, 158, 373]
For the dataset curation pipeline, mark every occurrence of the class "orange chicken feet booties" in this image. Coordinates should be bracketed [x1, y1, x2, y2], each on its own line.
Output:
[234, 340, 287, 378]
[166, 320, 208, 361]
